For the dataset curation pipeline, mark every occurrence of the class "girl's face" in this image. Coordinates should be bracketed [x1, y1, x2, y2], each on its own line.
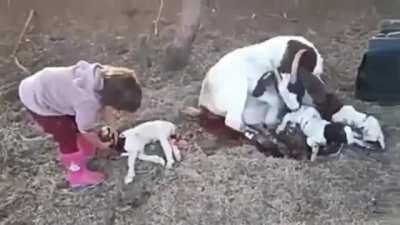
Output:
[102, 106, 122, 124]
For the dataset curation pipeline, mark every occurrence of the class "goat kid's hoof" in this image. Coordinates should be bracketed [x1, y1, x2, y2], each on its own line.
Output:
[310, 152, 318, 162]
[157, 158, 167, 166]
[124, 175, 135, 184]
[165, 161, 175, 169]
[174, 151, 182, 162]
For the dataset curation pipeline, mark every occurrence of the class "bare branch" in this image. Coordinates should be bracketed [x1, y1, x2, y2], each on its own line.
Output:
[153, 0, 164, 36]
[14, 56, 30, 74]
[11, 9, 35, 58]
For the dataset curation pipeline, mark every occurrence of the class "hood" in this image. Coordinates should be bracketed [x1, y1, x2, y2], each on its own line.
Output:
[71, 60, 104, 91]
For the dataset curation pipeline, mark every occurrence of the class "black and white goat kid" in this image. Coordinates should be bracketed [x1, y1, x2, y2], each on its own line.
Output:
[99, 120, 182, 184]
[273, 47, 385, 149]
[275, 104, 362, 161]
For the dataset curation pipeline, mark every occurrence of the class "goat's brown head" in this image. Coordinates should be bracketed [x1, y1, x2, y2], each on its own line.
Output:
[275, 40, 319, 110]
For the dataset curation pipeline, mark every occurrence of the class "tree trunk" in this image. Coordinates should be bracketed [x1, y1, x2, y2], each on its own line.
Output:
[162, 0, 203, 71]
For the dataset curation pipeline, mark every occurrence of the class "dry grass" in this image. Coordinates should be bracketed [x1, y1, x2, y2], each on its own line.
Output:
[0, 3, 399, 225]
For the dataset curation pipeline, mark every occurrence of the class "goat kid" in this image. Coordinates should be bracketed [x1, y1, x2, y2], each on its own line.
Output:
[331, 105, 385, 149]
[275, 49, 385, 149]
[99, 120, 182, 184]
[275, 105, 360, 161]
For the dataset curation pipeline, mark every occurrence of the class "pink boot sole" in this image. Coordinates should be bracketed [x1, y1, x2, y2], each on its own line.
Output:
[67, 170, 105, 188]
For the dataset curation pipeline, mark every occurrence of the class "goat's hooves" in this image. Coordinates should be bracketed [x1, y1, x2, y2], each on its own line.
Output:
[124, 176, 134, 184]
[157, 158, 167, 166]
[175, 153, 182, 162]
[310, 154, 318, 162]
[165, 163, 174, 169]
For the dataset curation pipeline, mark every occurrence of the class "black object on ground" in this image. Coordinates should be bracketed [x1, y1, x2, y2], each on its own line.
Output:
[355, 19, 400, 105]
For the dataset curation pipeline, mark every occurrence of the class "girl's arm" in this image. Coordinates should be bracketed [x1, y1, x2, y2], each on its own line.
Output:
[75, 104, 114, 150]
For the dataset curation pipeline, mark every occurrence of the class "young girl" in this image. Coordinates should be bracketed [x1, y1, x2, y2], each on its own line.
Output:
[18, 60, 142, 188]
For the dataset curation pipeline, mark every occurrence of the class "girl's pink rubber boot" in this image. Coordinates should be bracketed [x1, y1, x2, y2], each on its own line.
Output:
[77, 134, 96, 159]
[61, 151, 105, 188]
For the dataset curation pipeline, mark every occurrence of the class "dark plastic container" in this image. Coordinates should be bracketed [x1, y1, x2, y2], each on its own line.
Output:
[355, 19, 400, 105]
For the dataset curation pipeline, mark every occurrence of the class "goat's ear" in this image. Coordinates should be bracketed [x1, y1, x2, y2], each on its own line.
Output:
[298, 67, 327, 104]
[252, 71, 275, 97]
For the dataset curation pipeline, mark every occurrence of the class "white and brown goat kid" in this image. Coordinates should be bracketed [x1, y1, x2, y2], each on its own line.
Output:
[198, 35, 324, 135]
[274, 48, 385, 149]
[276, 105, 361, 161]
[99, 120, 182, 184]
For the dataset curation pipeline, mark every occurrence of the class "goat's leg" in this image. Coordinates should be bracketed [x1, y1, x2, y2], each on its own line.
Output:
[275, 114, 292, 134]
[307, 138, 320, 162]
[160, 138, 175, 169]
[264, 94, 285, 128]
[137, 152, 166, 166]
[352, 138, 374, 150]
[169, 139, 182, 161]
[124, 151, 138, 184]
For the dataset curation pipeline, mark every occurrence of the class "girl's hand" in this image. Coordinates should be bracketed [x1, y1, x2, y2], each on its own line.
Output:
[98, 140, 113, 150]
[81, 132, 112, 150]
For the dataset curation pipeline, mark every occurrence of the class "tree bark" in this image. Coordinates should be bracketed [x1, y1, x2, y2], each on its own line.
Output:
[162, 0, 203, 71]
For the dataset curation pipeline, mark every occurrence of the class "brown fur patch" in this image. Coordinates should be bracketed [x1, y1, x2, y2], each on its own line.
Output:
[298, 67, 328, 104]
[278, 40, 317, 74]
[315, 93, 344, 121]
[276, 123, 310, 160]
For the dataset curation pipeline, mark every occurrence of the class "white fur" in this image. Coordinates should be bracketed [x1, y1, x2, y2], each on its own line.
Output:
[276, 106, 356, 161]
[119, 120, 182, 184]
[332, 105, 385, 149]
[276, 68, 301, 111]
[198, 35, 324, 132]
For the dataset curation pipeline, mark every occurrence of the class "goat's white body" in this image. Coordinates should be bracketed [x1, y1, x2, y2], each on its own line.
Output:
[121, 120, 181, 184]
[199, 35, 324, 132]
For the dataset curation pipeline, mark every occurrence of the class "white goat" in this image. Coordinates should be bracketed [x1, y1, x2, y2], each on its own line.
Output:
[198, 35, 324, 133]
[100, 120, 182, 184]
[275, 105, 359, 161]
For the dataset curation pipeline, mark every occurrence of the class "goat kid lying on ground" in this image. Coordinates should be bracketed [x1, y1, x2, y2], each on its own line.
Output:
[275, 105, 362, 161]
[99, 120, 182, 184]
[274, 48, 385, 149]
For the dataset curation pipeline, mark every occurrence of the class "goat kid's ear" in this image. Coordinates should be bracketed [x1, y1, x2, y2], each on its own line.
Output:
[252, 71, 275, 97]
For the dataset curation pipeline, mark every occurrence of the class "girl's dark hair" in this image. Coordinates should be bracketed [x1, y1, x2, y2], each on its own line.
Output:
[97, 66, 142, 112]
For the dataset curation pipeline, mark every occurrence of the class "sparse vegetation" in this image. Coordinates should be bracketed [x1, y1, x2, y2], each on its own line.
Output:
[1, 1, 400, 225]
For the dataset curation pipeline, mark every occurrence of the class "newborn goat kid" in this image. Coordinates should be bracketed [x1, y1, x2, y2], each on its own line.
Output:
[275, 49, 385, 149]
[100, 120, 181, 184]
[275, 106, 358, 161]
